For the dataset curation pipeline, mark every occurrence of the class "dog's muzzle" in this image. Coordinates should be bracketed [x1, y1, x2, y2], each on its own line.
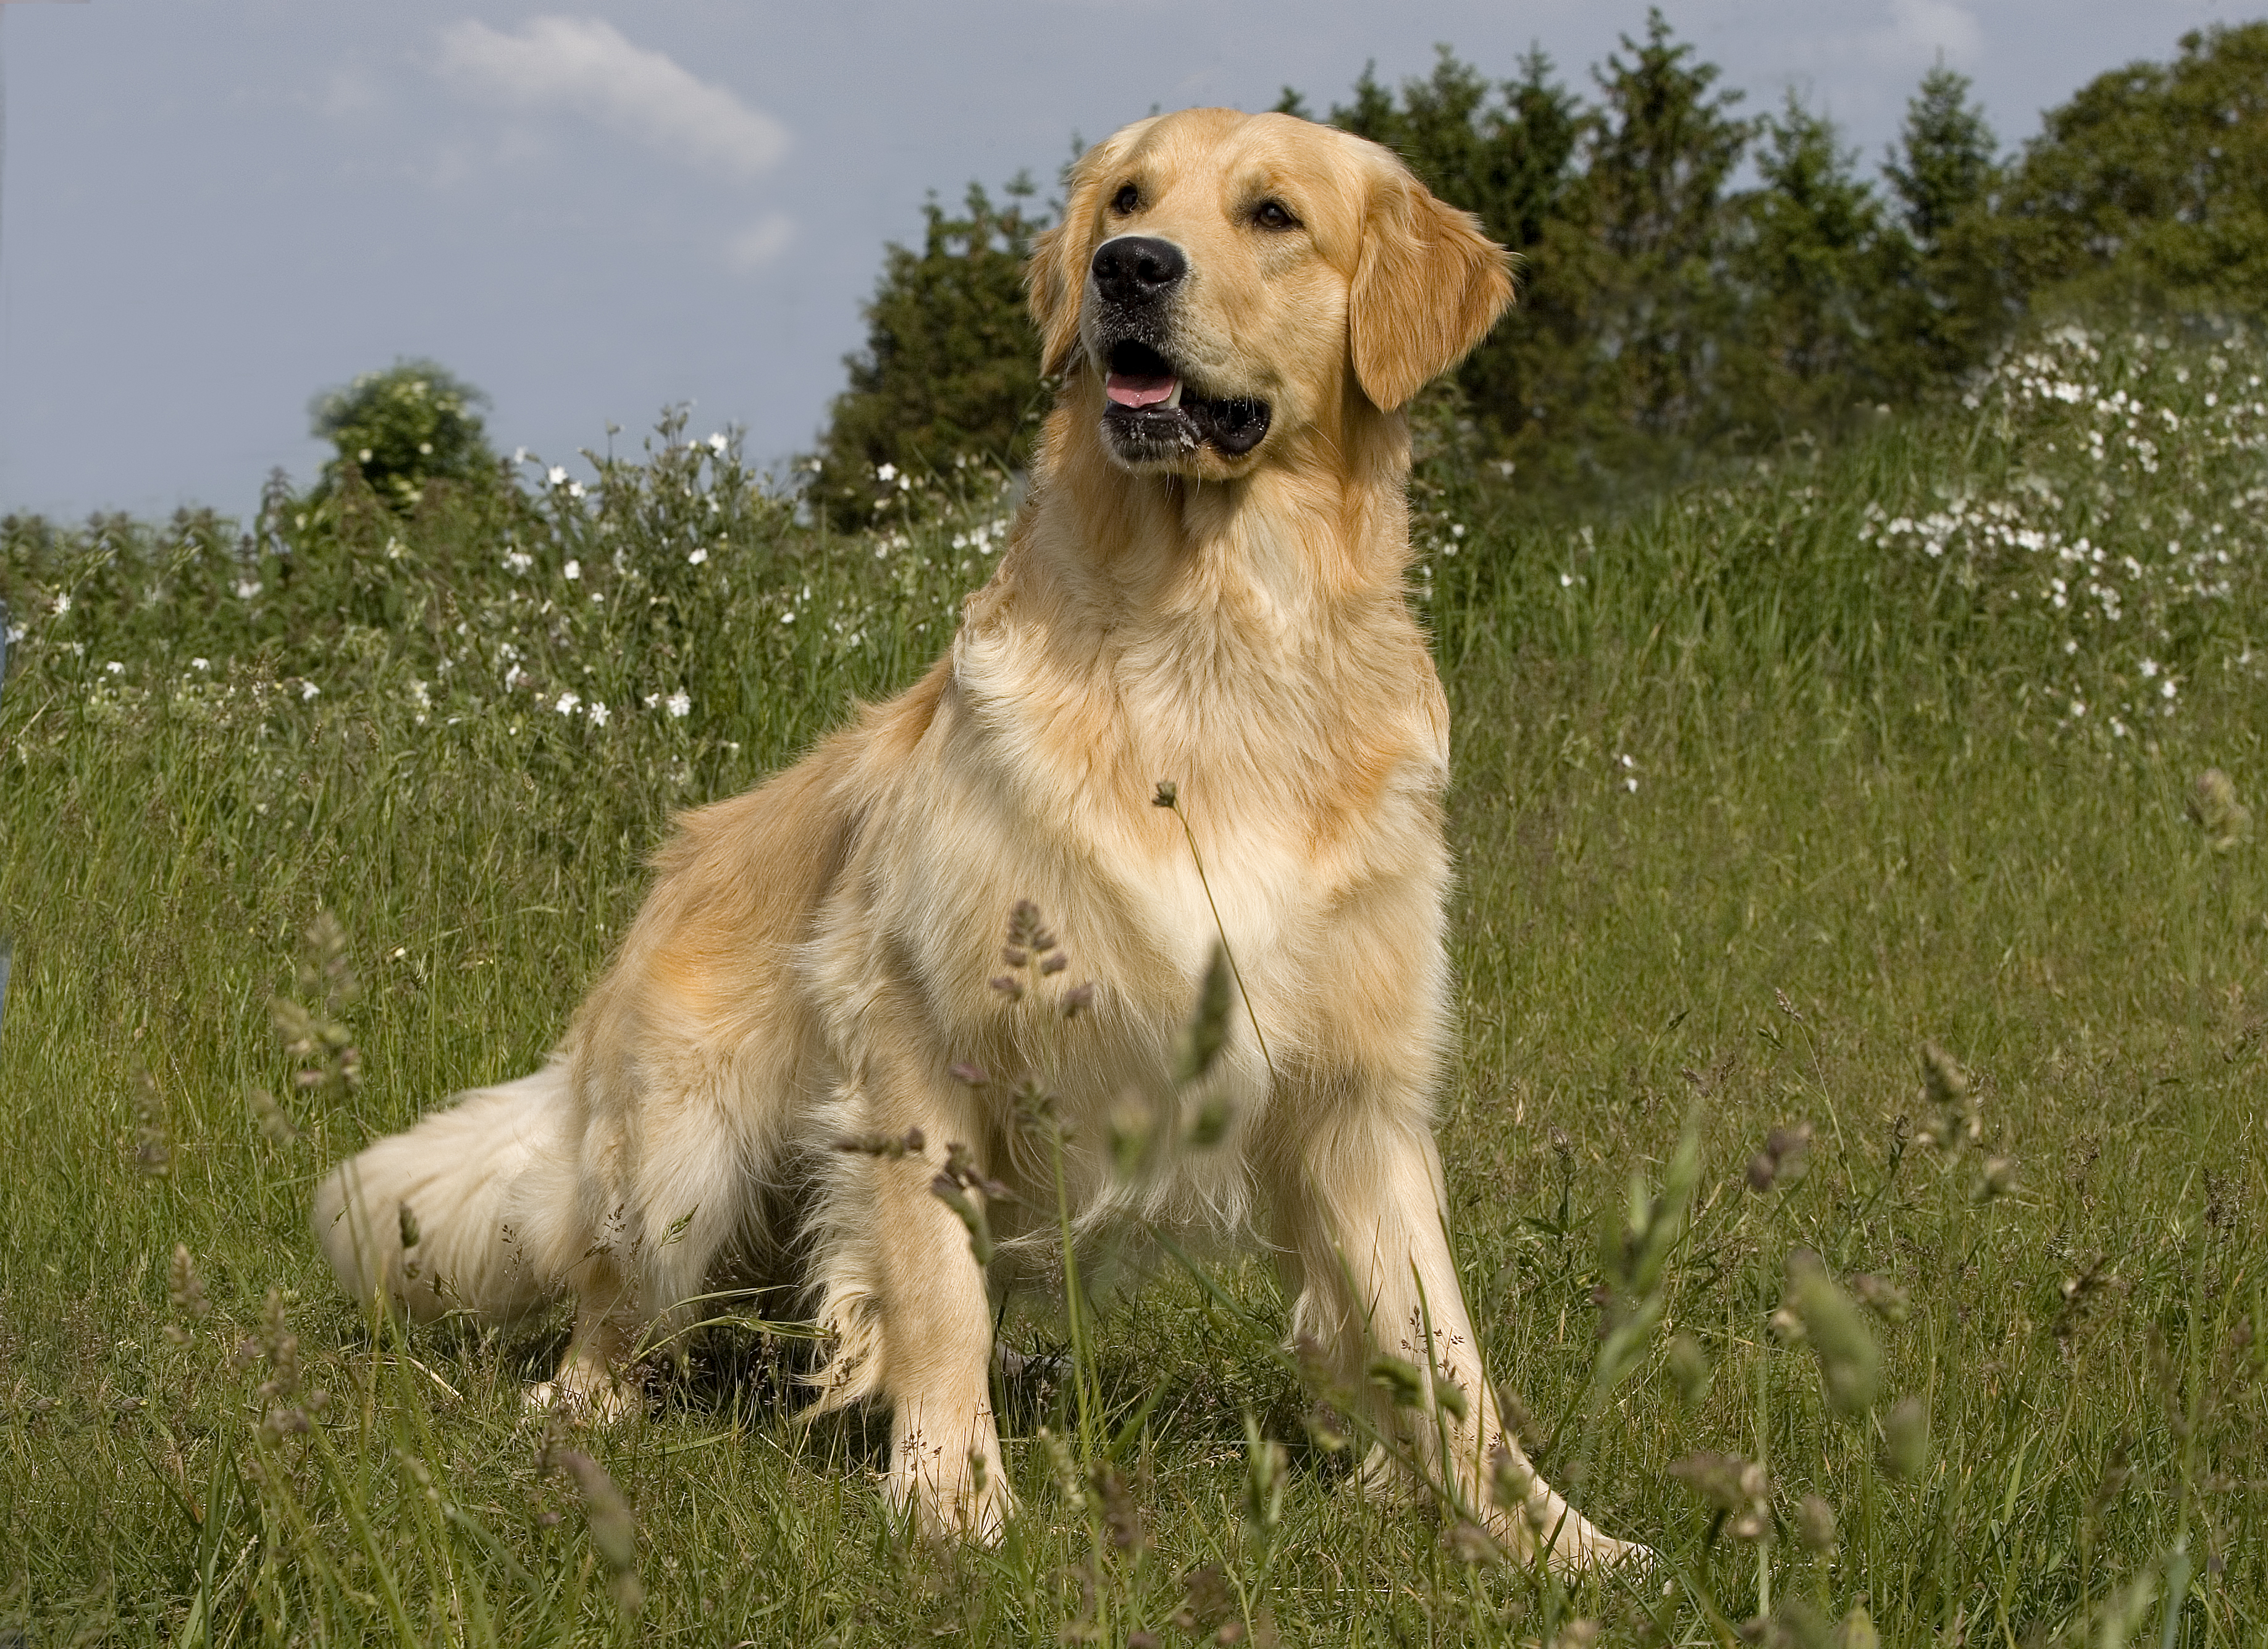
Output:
[1089, 236, 1272, 461]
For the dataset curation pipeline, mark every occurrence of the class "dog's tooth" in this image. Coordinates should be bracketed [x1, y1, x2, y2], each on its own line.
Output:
[1164, 381, 1183, 409]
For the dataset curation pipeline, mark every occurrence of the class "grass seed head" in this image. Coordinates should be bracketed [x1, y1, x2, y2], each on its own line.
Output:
[1038, 1426, 1086, 1511]
[1488, 1441, 1535, 1515]
[162, 1245, 208, 1346]
[1972, 1153, 2019, 1202]
[1240, 1410, 1286, 1534]
[1782, 1250, 1880, 1418]
[1745, 1122, 1813, 1193]
[2186, 767, 2251, 851]
[1670, 1450, 1770, 1540]
[1850, 1273, 1911, 1323]
[1174, 942, 1233, 1086]
[129, 1066, 170, 1177]
[1666, 1332, 1715, 1408]
[554, 1447, 642, 1615]
[1829, 1605, 1880, 1649]
[245, 1085, 298, 1146]
[1880, 1396, 1930, 1480]
[1366, 1353, 1426, 1409]
[1744, 1599, 1831, 1648]
[1915, 1043, 1980, 1156]
[1107, 1090, 1157, 1177]
[1795, 1492, 1838, 1555]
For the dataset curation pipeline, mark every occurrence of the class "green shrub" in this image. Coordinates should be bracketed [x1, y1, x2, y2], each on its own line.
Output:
[308, 358, 500, 513]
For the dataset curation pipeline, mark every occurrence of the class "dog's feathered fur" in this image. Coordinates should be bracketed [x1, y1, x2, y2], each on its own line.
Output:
[315, 108, 1639, 1567]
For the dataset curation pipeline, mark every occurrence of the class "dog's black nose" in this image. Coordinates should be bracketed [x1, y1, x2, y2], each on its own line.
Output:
[1091, 236, 1186, 304]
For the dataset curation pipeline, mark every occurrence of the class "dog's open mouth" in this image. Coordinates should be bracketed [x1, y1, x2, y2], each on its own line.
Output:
[1101, 342, 1271, 459]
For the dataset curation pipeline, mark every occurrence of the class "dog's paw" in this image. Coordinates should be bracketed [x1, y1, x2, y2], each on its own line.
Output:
[523, 1374, 638, 1426]
[1537, 1519, 1657, 1580]
[890, 1438, 1015, 1546]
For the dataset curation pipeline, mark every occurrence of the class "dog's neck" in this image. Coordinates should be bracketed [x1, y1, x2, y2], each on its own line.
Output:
[951, 379, 1445, 857]
[1010, 377, 1418, 627]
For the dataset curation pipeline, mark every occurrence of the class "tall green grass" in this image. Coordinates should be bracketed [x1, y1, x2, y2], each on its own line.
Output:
[1, 330, 2262, 1644]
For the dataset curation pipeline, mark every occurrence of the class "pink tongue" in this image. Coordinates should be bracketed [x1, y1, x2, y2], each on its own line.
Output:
[1106, 372, 1177, 408]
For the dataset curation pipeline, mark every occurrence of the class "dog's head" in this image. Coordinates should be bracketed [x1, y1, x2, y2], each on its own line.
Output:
[1027, 108, 1512, 480]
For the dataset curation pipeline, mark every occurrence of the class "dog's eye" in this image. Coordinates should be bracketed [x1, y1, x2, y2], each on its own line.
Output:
[1111, 184, 1140, 215]
[1252, 198, 1299, 232]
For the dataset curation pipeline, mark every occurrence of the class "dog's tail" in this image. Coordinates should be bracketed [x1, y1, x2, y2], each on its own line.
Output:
[313, 1060, 574, 1324]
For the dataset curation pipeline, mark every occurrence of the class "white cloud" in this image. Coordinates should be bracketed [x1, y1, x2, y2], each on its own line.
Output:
[726, 214, 797, 272]
[436, 15, 790, 179]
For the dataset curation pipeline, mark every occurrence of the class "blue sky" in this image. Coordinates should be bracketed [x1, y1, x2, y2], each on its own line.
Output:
[0, 0, 2249, 520]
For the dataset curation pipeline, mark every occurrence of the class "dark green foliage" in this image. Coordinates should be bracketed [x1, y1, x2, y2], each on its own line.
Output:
[1728, 91, 1900, 428]
[1331, 48, 1586, 454]
[1880, 64, 2006, 380]
[1544, 11, 1754, 469]
[308, 358, 498, 513]
[1993, 22, 2268, 315]
[812, 180, 1050, 528]
[1884, 62, 1997, 248]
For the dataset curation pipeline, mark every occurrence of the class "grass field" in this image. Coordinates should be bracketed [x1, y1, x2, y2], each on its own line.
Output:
[2, 324, 2264, 1645]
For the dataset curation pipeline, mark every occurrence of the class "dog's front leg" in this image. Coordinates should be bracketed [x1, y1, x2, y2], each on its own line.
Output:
[1270, 1100, 1645, 1573]
[810, 1065, 1012, 1543]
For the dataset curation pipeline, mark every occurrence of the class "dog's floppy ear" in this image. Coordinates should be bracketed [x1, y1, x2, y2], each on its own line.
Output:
[1348, 164, 1514, 412]
[1025, 131, 1136, 377]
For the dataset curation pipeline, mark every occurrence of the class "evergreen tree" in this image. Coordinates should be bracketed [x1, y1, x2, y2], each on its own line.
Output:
[1879, 64, 2006, 379]
[1547, 9, 1752, 472]
[1731, 91, 1895, 430]
[1329, 48, 1586, 446]
[813, 180, 1049, 526]
[1884, 62, 1997, 247]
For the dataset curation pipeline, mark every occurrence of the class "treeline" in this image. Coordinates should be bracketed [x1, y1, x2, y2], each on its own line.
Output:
[813, 12, 2268, 516]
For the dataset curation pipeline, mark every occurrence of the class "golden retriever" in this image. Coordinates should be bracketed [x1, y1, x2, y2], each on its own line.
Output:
[316, 106, 1640, 1570]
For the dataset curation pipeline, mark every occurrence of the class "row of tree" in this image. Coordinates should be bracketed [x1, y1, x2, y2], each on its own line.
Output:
[813, 14, 2268, 515]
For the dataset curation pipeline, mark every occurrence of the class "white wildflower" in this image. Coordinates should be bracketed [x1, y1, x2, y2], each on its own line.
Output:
[2139, 658, 2159, 679]
[234, 579, 262, 600]
[555, 692, 581, 716]
[665, 691, 691, 718]
[503, 551, 534, 574]
[548, 466, 569, 487]
[707, 432, 728, 455]
[190, 657, 211, 671]
[688, 547, 708, 566]
[105, 660, 125, 675]
[876, 462, 897, 483]
[301, 681, 320, 701]
[587, 700, 610, 726]
[563, 560, 581, 581]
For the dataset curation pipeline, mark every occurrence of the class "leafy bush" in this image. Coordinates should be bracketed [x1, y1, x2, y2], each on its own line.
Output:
[308, 358, 499, 513]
